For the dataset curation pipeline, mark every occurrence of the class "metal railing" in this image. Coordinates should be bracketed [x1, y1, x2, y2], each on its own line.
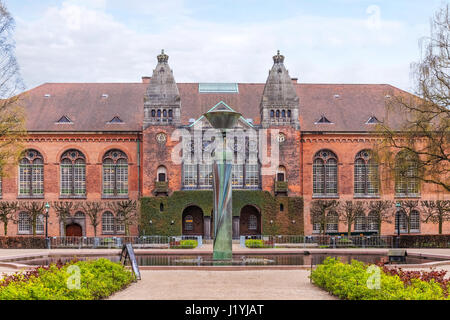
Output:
[240, 235, 395, 248]
[49, 235, 202, 249]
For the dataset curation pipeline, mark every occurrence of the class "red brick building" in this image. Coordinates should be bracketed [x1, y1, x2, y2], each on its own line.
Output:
[1, 50, 448, 238]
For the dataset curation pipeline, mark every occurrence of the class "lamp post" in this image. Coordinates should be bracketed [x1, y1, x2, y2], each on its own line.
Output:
[44, 202, 50, 249]
[204, 108, 241, 261]
[395, 202, 401, 248]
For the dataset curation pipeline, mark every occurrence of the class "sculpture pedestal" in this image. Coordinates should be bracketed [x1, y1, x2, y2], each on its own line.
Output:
[212, 161, 233, 261]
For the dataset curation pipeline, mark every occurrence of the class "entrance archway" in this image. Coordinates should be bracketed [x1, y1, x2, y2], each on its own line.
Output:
[66, 223, 82, 237]
[240, 205, 261, 236]
[182, 206, 204, 236]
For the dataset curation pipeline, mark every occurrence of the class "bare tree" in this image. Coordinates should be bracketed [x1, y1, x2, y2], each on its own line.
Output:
[107, 200, 138, 236]
[52, 201, 77, 235]
[79, 201, 103, 237]
[375, 5, 450, 192]
[310, 200, 340, 235]
[368, 200, 394, 234]
[421, 200, 450, 234]
[18, 201, 45, 236]
[339, 201, 365, 237]
[0, 2, 26, 175]
[0, 201, 17, 235]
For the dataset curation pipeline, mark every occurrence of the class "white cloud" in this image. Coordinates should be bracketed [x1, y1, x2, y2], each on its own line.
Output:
[13, 1, 424, 91]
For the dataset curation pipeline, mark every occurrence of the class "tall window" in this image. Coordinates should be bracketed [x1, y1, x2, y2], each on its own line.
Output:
[367, 211, 379, 232]
[354, 212, 366, 232]
[19, 149, 44, 197]
[198, 164, 212, 188]
[102, 211, 115, 234]
[232, 163, 244, 187]
[395, 210, 408, 233]
[354, 150, 379, 196]
[18, 212, 31, 234]
[116, 212, 125, 234]
[326, 211, 339, 233]
[313, 150, 338, 196]
[410, 210, 420, 233]
[183, 163, 197, 188]
[312, 213, 321, 233]
[60, 149, 86, 197]
[245, 163, 259, 188]
[102, 150, 128, 197]
[395, 151, 420, 196]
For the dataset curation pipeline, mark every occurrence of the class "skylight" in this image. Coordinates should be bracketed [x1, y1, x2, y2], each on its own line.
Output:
[56, 116, 72, 124]
[198, 83, 239, 93]
[107, 116, 123, 124]
[315, 115, 333, 124]
[366, 116, 380, 124]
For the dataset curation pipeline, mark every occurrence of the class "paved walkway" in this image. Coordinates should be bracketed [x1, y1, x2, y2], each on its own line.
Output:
[108, 269, 337, 300]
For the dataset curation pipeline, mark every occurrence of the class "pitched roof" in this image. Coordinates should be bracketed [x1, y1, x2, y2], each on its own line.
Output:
[19, 81, 409, 132]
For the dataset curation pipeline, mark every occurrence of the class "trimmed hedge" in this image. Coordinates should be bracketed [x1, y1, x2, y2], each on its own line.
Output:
[311, 257, 447, 300]
[245, 239, 273, 248]
[399, 235, 450, 248]
[170, 239, 198, 249]
[0, 236, 46, 249]
[0, 258, 135, 300]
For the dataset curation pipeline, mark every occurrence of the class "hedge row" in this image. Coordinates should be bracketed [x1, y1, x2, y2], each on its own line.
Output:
[311, 257, 447, 300]
[0, 236, 46, 249]
[399, 235, 450, 248]
[0, 258, 135, 300]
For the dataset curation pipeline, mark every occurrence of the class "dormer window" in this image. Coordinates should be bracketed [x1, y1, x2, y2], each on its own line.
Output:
[107, 116, 123, 124]
[56, 116, 73, 124]
[315, 115, 333, 124]
[366, 116, 380, 124]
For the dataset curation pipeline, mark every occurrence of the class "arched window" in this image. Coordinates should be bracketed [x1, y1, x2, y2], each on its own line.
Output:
[163, 109, 167, 117]
[157, 166, 167, 182]
[168, 109, 173, 118]
[60, 149, 86, 197]
[326, 211, 339, 233]
[281, 110, 286, 118]
[354, 150, 379, 196]
[102, 150, 128, 197]
[276, 110, 280, 118]
[270, 110, 274, 118]
[151, 110, 156, 117]
[74, 211, 85, 219]
[184, 215, 194, 231]
[19, 149, 44, 197]
[313, 150, 338, 196]
[395, 210, 408, 233]
[248, 214, 257, 230]
[410, 210, 420, 233]
[157, 110, 161, 117]
[18, 212, 31, 234]
[276, 166, 286, 182]
[395, 151, 420, 196]
[287, 110, 291, 118]
[367, 211, 379, 232]
[354, 212, 366, 232]
[102, 211, 115, 234]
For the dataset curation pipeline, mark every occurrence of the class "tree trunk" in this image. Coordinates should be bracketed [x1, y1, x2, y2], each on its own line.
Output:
[3, 222, 7, 236]
[439, 215, 443, 234]
[347, 223, 351, 238]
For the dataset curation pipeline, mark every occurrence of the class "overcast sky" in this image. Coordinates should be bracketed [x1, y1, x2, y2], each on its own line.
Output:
[5, 0, 447, 92]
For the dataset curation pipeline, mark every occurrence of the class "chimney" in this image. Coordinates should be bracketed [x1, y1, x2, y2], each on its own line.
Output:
[142, 76, 151, 84]
[291, 78, 298, 84]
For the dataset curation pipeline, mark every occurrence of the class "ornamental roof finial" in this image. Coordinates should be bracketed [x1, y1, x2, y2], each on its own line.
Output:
[157, 49, 169, 63]
[273, 50, 285, 64]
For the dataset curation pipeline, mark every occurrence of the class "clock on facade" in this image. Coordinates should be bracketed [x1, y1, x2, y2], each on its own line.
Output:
[278, 132, 286, 143]
[156, 132, 167, 144]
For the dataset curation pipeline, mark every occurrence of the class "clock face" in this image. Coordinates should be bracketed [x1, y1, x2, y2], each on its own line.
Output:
[156, 132, 167, 144]
[278, 133, 286, 143]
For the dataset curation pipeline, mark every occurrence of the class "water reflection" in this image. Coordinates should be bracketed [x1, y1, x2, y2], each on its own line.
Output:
[15, 253, 440, 266]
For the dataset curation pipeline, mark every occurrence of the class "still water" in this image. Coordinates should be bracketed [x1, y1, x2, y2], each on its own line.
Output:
[14, 253, 442, 266]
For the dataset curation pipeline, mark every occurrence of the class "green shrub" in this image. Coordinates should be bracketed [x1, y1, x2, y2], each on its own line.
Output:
[0, 258, 135, 300]
[170, 239, 198, 249]
[245, 239, 273, 248]
[310, 257, 447, 300]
